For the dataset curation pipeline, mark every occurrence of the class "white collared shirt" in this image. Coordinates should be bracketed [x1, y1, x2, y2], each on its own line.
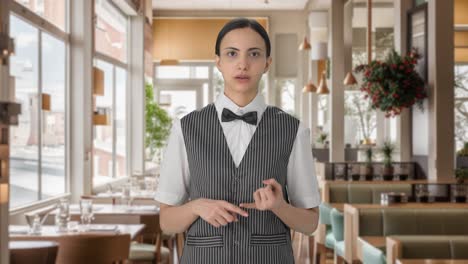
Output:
[154, 93, 321, 209]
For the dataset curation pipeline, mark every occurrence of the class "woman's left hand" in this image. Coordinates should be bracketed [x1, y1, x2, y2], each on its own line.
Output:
[239, 178, 286, 211]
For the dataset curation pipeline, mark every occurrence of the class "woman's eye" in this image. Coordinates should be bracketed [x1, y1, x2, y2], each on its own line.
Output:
[250, 52, 260, 57]
[227, 51, 237, 57]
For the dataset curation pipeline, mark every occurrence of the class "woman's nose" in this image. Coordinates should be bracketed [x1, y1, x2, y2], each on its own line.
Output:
[237, 55, 249, 70]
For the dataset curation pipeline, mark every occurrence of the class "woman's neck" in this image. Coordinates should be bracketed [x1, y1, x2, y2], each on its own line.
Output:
[224, 88, 258, 107]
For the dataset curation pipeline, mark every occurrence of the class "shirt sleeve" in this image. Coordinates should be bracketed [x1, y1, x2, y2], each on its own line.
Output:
[154, 119, 190, 206]
[286, 121, 322, 208]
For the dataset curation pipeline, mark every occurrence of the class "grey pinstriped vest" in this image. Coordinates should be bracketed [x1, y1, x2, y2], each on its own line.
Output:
[180, 104, 299, 264]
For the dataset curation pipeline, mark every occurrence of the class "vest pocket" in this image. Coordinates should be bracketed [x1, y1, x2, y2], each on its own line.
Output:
[186, 235, 224, 248]
[250, 232, 289, 246]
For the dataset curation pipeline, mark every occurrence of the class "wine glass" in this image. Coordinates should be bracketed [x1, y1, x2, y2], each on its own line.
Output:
[79, 198, 94, 230]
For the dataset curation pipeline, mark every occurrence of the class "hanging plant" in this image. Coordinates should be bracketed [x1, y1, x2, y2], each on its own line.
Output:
[354, 49, 427, 117]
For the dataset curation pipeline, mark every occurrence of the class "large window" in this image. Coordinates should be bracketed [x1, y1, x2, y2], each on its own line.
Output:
[92, 0, 129, 186]
[95, 0, 127, 63]
[15, 0, 67, 31]
[93, 60, 127, 185]
[345, 0, 395, 147]
[278, 79, 296, 116]
[455, 65, 468, 151]
[9, 13, 67, 208]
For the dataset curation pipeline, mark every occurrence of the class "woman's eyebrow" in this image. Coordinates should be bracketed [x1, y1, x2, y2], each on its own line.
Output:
[223, 47, 263, 51]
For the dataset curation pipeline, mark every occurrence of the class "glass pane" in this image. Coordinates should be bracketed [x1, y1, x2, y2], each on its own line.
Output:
[159, 90, 197, 119]
[157, 66, 190, 79]
[94, 60, 114, 185]
[455, 65, 468, 150]
[95, 0, 127, 62]
[41, 32, 66, 197]
[195, 66, 209, 79]
[15, 0, 66, 31]
[279, 79, 295, 116]
[344, 91, 377, 146]
[115, 67, 126, 178]
[213, 67, 224, 98]
[9, 15, 40, 207]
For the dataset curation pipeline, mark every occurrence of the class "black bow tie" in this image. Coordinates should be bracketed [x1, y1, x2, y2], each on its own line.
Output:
[221, 108, 258, 126]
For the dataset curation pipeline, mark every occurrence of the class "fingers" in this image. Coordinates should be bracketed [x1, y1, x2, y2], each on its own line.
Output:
[222, 201, 249, 217]
[259, 189, 268, 202]
[239, 202, 257, 209]
[264, 184, 275, 199]
[263, 178, 282, 190]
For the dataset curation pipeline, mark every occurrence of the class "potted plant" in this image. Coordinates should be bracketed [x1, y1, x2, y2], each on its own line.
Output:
[456, 142, 468, 168]
[316, 132, 328, 148]
[381, 141, 395, 181]
[354, 49, 427, 117]
[455, 168, 468, 184]
[145, 83, 172, 161]
[360, 148, 374, 181]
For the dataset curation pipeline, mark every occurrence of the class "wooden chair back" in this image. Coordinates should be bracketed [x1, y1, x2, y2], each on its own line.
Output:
[15, 234, 131, 264]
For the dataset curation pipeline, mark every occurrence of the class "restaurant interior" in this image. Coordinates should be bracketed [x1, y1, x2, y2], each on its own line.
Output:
[0, 0, 467, 263]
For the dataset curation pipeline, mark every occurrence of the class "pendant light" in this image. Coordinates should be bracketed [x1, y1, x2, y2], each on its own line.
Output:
[317, 71, 329, 94]
[343, 71, 357, 85]
[298, 36, 311, 51]
[302, 81, 317, 93]
[344, 0, 373, 86]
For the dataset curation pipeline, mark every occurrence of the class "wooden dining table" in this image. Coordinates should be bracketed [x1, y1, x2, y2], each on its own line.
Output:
[9, 224, 145, 240]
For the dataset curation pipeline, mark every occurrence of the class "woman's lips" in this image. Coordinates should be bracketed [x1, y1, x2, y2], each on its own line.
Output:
[235, 76, 250, 83]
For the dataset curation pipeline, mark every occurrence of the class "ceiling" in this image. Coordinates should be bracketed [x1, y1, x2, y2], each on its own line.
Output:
[152, 0, 310, 11]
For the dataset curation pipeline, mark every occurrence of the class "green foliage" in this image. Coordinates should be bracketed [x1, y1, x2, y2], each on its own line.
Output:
[364, 148, 373, 165]
[457, 142, 468, 157]
[316, 132, 328, 145]
[145, 83, 172, 156]
[455, 168, 468, 183]
[354, 49, 427, 117]
[380, 141, 395, 167]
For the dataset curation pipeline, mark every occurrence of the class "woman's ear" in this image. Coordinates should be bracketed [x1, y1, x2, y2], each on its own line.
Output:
[215, 55, 222, 72]
[264, 56, 273, 73]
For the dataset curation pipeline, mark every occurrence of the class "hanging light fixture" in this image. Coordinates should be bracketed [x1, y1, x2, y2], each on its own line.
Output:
[317, 71, 329, 94]
[343, 71, 358, 85]
[344, 0, 372, 86]
[302, 81, 317, 93]
[298, 36, 311, 51]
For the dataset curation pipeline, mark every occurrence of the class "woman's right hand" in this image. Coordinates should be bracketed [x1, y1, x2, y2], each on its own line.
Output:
[190, 198, 249, 228]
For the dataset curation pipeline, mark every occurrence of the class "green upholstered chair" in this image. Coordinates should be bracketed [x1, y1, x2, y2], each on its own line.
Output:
[386, 236, 468, 263]
[330, 208, 345, 259]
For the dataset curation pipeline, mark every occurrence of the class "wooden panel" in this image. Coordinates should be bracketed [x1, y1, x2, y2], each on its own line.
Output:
[454, 31, 468, 47]
[152, 18, 268, 61]
[93, 114, 108, 126]
[455, 0, 468, 25]
[455, 48, 468, 63]
[93, 67, 104, 96]
[318, 59, 327, 80]
[41, 93, 51, 111]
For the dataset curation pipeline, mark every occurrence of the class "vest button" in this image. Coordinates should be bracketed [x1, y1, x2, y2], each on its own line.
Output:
[234, 240, 239, 245]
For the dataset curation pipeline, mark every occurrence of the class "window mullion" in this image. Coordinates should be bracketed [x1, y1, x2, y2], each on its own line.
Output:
[38, 30, 43, 201]
[112, 65, 117, 178]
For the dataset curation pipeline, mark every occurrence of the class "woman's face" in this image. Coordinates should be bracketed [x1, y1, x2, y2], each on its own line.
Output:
[216, 27, 272, 96]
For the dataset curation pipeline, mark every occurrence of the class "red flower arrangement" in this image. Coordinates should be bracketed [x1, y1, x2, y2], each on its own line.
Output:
[354, 49, 427, 117]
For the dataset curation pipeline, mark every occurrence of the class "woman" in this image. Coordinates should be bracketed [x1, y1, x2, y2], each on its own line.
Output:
[155, 18, 321, 264]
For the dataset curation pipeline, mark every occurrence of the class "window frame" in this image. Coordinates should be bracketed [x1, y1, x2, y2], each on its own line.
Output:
[92, 0, 130, 187]
[9, 0, 70, 210]
[454, 62, 468, 151]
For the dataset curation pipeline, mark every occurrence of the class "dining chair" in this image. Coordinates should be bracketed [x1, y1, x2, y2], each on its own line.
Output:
[14, 233, 131, 264]
[9, 241, 58, 264]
